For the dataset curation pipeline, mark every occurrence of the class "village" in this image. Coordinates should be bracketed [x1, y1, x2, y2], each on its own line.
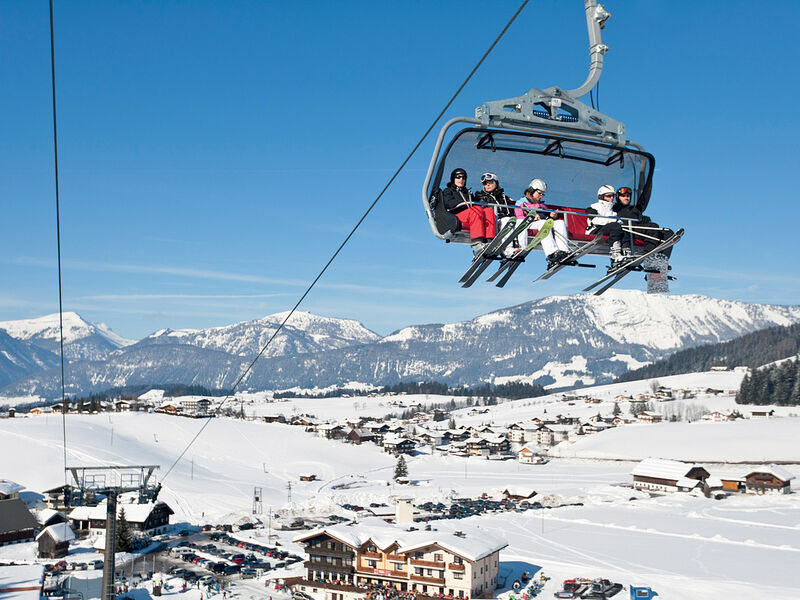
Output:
[1, 369, 797, 600]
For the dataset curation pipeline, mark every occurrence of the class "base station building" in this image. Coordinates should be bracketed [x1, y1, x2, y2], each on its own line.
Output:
[293, 519, 507, 600]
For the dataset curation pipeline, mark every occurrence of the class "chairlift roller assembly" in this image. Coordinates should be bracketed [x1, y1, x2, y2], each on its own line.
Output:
[422, 1, 680, 290]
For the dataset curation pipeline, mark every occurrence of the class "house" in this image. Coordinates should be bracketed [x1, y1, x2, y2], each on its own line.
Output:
[0, 481, 23, 501]
[114, 400, 132, 412]
[465, 437, 490, 457]
[0, 498, 39, 546]
[42, 484, 73, 512]
[744, 466, 794, 494]
[536, 424, 572, 446]
[36, 523, 75, 558]
[262, 415, 286, 424]
[637, 412, 663, 423]
[749, 409, 775, 419]
[346, 427, 376, 445]
[516, 447, 546, 464]
[299, 474, 317, 482]
[293, 520, 507, 600]
[631, 458, 710, 493]
[29, 407, 53, 415]
[35, 509, 67, 529]
[69, 500, 173, 535]
[701, 410, 735, 422]
[383, 435, 415, 455]
[317, 423, 346, 439]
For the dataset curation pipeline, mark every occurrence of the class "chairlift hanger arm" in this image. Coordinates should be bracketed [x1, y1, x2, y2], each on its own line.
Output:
[565, 0, 611, 99]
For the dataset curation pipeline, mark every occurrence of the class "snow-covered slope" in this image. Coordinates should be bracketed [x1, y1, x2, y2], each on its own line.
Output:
[137, 310, 379, 357]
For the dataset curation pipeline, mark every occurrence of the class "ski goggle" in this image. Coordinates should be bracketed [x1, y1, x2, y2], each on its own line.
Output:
[617, 187, 633, 197]
[480, 172, 498, 183]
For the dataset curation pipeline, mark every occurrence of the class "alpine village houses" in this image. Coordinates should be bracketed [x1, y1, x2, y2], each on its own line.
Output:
[293, 521, 507, 600]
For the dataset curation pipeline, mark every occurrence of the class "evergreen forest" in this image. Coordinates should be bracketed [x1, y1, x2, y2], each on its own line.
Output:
[616, 322, 800, 383]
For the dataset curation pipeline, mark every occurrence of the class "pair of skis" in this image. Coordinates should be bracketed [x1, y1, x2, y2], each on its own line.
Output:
[459, 213, 541, 287]
[487, 219, 555, 288]
[582, 228, 684, 295]
[532, 234, 602, 282]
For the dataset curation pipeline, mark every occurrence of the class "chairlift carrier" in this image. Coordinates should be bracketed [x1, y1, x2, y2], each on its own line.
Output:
[422, 1, 656, 257]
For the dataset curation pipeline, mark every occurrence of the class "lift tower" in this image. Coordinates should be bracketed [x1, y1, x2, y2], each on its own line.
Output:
[65, 465, 160, 600]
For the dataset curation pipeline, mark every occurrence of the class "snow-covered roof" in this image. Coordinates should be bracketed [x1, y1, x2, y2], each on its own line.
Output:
[0, 564, 44, 600]
[383, 434, 413, 445]
[69, 500, 171, 523]
[36, 522, 76, 543]
[745, 464, 795, 482]
[294, 518, 507, 563]
[35, 508, 65, 525]
[0, 480, 23, 496]
[502, 487, 537, 498]
[631, 458, 704, 480]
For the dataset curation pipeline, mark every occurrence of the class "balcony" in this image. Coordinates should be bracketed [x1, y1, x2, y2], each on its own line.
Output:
[409, 558, 446, 569]
[357, 566, 407, 579]
[448, 563, 465, 571]
[386, 554, 405, 562]
[409, 574, 445, 585]
[304, 560, 354, 573]
[361, 551, 381, 559]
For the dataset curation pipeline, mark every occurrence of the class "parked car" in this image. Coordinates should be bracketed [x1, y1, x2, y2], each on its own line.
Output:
[240, 568, 257, 579]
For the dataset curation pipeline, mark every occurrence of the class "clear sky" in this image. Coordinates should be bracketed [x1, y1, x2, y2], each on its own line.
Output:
[2, 0, 800, 340]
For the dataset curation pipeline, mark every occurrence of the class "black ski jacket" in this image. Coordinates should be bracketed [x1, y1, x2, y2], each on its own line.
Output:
[442, 182, 474, 214]
[613, 201, 651, 224]
[474, 187, 515, 218]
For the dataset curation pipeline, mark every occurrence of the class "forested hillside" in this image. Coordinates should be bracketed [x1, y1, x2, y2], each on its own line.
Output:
[737, 357, 800, 405]
[616, 322, 800, 383]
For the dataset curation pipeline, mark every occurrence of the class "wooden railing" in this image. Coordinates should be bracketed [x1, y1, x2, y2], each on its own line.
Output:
[410, 574, 445, 585]
[409, 558, 446, 569]
[448, 563, 465, 571]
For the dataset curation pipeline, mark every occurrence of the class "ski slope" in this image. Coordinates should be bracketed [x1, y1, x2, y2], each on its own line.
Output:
[1, 371, 799, 599]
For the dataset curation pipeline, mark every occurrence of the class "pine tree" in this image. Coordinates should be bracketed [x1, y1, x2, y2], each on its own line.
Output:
[448, 417, 456, 429]
[394, 456, 408, 480]
[612, 402, 621, 417]
[115, 507, 133, 552]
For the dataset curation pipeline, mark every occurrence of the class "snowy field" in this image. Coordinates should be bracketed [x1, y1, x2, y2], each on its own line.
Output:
[2, 372, 800, 599]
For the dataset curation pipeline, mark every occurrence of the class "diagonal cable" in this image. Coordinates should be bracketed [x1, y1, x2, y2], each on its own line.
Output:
[162, 0, 530, 481]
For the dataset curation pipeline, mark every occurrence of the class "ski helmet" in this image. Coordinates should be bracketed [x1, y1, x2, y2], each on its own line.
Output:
[616, 186, 633, 200]
[525, 178, 547, 194]
[597, 184, 615, 198]
[450, 168, 467, 184]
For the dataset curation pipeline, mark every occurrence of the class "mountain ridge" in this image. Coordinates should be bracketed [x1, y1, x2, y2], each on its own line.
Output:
[2, 291, 799, 399]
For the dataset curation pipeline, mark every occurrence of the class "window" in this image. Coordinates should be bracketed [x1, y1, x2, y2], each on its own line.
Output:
[393, 562, 404, 571]
[434, 553, 443, 562]
[453, 556, 463, 565]
[368, 560, 377, 568]
[415, 568, 423, 575]
[414, 551, 424, 560]
[426, 569, 433, 576]
[454, 573, 463, 580]
[367, 544, 377, 553]
[438, 571, 444, 578]
[327, 542, 334, 550]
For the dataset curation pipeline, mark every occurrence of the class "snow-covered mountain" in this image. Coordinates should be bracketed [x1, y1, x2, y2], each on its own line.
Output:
[0, 312, 133, 361]
[135, 311, 380, 357]
[3, 291, 800, 399]
[0, 329, 59, 389]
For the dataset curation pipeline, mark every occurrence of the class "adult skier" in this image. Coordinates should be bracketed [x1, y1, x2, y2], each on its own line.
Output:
[585, 184, 625, 266]
[474, 172, 516, 257]
[514, 178, 570, 267]
[442, 168, 497, 258]
[613, 186, 675, 258]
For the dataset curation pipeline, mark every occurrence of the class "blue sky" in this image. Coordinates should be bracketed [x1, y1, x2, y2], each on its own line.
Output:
[3, 0, 800, 340]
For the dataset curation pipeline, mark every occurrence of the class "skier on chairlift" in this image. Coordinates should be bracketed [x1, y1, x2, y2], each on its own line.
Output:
[585, 184, 625, 267]
[442, 168, 497, 258]
[515, 178, 570, 268]
[474, 172, 516, 257]
[613, 186, 675, 259]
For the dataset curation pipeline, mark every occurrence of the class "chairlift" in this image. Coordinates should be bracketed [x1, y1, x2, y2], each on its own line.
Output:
[422, 1, 678, 290]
